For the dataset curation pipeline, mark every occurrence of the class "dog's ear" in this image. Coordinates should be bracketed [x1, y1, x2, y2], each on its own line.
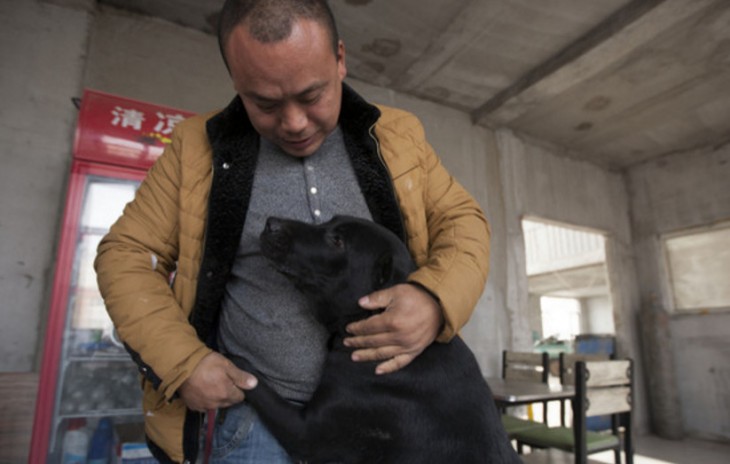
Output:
[372, 252, 394, 289]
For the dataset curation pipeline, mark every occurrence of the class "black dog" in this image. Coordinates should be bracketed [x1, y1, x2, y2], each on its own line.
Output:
[232, 215, 519, 463]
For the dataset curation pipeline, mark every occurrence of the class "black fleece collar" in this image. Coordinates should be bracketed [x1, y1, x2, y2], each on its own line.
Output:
[191, 83, 404, 343]
[204, 83, 403, 240]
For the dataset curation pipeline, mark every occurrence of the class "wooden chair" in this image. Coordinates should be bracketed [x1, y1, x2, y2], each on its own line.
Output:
[512, 359, 634, 464]
[500, 350, 550, 439]
[558, 353, 610, 427]
[503, 350, 550, 420]
[503, 350, 550, 383]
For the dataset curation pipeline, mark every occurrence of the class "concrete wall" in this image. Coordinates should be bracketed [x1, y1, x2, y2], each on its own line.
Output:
[582, 295, 615, 334]
[0, 0, 90, 371]
[628, 142, 730, 441]
[495, 129, 647, 430]
[82, 5, 231, 113]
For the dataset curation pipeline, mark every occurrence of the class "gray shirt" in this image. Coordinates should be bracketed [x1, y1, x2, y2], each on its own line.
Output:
[217, 127, 372, 401]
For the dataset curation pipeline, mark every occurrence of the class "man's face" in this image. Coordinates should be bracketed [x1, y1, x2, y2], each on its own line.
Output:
[225, 19, 347, 157]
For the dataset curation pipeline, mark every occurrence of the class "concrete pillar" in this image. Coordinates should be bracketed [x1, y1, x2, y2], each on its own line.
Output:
[638, 304, 684, 439]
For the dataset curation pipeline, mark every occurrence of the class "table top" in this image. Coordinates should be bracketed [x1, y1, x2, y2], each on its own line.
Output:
[519, 449, 604, 464]
[485, 377, 574, 405]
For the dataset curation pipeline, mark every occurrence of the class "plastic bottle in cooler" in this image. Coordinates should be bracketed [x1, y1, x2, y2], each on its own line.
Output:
[61, 418, 89, 464]
[87, 417, 114, 464]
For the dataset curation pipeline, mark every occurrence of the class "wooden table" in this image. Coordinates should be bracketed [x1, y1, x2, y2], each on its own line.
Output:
[519, 448, 603, 464]
[485, 377, 574, 408]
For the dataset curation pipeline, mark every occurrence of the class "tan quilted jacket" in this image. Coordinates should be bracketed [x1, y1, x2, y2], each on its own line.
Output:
[95, 85, 490, 462]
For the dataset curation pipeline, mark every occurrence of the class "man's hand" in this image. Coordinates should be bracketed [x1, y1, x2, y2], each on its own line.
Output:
[178, 351, 258, 412]
[344, 283, 444, 375]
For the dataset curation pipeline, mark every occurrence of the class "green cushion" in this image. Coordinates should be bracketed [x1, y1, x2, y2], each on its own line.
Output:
[501, 414, 547, 437]
[513, 426, 620, 452]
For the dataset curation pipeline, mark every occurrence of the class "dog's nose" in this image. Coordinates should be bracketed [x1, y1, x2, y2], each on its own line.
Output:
[264, 217, 283, 234]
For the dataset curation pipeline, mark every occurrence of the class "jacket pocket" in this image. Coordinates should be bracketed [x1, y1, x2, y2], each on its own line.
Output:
[211, 402, 257, 459]
[141, 378, 168, 414]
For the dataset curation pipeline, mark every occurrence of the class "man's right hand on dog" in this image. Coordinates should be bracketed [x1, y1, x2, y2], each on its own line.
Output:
[178, 352, 258, 412]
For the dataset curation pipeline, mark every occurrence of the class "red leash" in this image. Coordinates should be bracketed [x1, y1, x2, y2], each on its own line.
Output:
[203, 409, 216, 464]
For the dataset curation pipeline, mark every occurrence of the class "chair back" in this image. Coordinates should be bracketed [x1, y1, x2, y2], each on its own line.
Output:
[558, 352, 611, 427]
[502, 350, 549, 383]
[559, 352, 610, 386]
[573, 359, 634, 462]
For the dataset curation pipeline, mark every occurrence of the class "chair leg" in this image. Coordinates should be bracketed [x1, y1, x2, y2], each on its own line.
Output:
[624, 428, 634, 464]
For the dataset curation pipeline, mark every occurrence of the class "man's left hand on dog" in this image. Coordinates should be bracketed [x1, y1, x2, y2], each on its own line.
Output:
[344, 282, 444, 375]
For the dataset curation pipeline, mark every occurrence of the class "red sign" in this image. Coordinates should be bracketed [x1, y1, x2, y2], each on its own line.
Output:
[74, 89, 196, 169]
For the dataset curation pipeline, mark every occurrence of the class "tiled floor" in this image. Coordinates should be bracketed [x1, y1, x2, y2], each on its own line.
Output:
[520, 434, 730, 464]
[524, 399, 730, 464]
[0, 372, 38, 464]
[590, 434, 730, 464]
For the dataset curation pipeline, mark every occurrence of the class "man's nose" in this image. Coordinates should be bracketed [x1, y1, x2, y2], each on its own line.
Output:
[280, 103, 307, 134]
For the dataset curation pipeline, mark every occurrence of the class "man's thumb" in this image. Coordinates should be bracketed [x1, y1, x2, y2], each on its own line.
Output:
[359, 291, 385, 309]
[229, 366, 258, 390]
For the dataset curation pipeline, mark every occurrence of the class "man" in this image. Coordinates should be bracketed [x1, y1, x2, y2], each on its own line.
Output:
[95, 0, 490, 462]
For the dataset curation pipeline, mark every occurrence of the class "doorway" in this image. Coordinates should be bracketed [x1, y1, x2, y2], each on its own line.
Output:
[522, 218, 615, 353]
[522, 218, 615, 425]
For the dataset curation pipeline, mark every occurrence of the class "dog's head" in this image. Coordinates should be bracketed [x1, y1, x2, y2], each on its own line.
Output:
[260, 215, 415, 329]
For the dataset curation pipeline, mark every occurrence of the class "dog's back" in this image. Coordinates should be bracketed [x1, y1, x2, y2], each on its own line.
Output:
[305, 335, 519, 463]
[245, 216, 520, 463]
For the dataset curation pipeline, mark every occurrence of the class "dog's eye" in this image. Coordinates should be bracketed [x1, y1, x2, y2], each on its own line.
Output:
[330, 234, 345, 249]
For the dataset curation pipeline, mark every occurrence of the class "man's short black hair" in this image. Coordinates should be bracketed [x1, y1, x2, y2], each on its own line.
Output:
[218, 0, 340, 71]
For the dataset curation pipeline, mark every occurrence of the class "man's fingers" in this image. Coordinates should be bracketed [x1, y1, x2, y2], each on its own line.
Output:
[347, 284, 443, 374]
[178, 352, 259, 412]
[375, 354, 416, 375]
[350, 344, 401, 363]
[346, 313, 392, 336]
[224, 387, 246, 407]
[344, 330, 395, 349]
[184, 386, 243, 412]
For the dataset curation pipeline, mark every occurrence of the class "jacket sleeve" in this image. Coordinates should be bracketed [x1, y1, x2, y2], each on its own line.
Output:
[403, 125, 491, 343]
[94, 129, 211, 400]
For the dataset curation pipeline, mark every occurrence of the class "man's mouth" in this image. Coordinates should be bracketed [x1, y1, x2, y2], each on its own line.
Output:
[283, 135, 314, 150]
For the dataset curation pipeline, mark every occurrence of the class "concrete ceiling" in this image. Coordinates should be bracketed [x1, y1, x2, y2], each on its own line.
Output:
[97, 0, 730, 170]
[528, 264, 609, 299]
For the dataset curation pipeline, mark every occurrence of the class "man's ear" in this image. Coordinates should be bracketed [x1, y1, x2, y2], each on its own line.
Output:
[337, 40, 347, 80]
[372, 252, 394, 290]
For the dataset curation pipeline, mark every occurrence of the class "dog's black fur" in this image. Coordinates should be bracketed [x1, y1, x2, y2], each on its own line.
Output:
[231, 215, 519, 463]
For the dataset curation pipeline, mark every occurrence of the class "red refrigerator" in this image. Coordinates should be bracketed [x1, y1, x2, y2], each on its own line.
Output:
[30, 90, 193, 462]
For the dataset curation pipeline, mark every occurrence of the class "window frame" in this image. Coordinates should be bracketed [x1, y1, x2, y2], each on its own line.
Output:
[662, 221, 730, 314]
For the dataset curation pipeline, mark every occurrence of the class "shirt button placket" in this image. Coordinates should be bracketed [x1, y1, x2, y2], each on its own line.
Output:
[304, 159, 322, 222]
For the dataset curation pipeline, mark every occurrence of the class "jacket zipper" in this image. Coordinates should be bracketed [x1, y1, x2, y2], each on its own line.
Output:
[369, 124, 408, 247]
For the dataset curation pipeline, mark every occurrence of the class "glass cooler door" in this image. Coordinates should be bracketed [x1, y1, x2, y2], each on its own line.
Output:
[32, 162, 147, 462]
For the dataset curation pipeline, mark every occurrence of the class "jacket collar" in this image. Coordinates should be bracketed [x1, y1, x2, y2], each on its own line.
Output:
[340, 82, 381, 135]
[204, 82, 403, 243]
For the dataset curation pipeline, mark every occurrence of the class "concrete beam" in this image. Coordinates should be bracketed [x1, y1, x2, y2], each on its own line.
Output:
[391, 0, 509, 92]
[41, 0, 96, 12]
[471, 0, 717, 126]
